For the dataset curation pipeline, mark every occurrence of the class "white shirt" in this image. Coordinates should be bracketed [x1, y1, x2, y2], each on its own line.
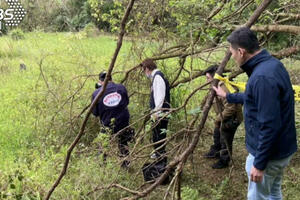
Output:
[151, 69, 166, 115]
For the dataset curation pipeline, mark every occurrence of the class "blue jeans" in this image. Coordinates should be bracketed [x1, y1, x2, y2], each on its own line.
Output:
[246, 154, 293, 200]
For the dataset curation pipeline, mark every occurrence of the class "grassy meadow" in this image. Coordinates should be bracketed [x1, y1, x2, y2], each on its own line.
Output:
[0, 31, 299, 199]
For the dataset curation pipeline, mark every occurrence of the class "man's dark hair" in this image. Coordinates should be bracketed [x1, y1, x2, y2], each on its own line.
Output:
[141, 59, 157, 71]
[99, 71, 112, 81]
[203, 65, 218, 76]
[227, 27, 260, 54]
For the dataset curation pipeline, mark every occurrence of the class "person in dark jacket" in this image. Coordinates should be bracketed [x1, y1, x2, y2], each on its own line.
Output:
[92, 72, 131, 167]
[141, 59, 170, 159]
[214, 27, 297, 199]
[203, 65, 243, 169]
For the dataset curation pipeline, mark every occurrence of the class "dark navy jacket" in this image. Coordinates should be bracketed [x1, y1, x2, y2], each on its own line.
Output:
[150, 71, 170, 110]
[227, 49, 297, 170]
[92, 82, 130, 132]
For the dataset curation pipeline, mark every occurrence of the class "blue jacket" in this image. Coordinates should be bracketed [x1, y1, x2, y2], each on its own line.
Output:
[92, 82, 130, 132]
[227, 49, 297, 170]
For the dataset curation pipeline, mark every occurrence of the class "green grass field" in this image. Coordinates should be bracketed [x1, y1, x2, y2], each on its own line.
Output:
[0, 32, 138, 198]
[0, 31, 299, 199]
[0, 32, 122, 165]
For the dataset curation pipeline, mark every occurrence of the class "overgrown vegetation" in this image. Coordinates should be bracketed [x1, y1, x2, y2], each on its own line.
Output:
[0, 30, 299, 199]
[0, 0, 299, 199]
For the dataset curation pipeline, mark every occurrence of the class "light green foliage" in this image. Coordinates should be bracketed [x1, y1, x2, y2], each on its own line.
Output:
[88, 0, 124, 32]
[212, 177, 230, 200]
[16, 0, 92, 32]
[66, 22, 100, 40]
[0, 32, 134, 198]
[82, 22, 100, 38]
[181, 186, 200, 200]
[187, 107, 202, 115]
[0, 31, 218, 198]
[9, 29, 25, 40]
[0, 5, 299, 196]
[0, 38, 22, 58]
[93, 129, 111, 150]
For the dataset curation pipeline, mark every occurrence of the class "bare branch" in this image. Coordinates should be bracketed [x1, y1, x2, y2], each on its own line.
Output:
[221, 0, 254, 22]
[45, 0, 136, 199]
[277, 13, 300, 20]
[171, 70, 204, 88]
[121, 1, 273, 199]
[251, 25, 300, 34]
[207, 0, 228, 21]
[272, 45, 300, 59]
[170, 56, 187, 86]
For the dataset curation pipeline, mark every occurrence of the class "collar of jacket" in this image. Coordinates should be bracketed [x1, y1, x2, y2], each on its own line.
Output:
[240, 49, 271, 77]
[151, 69, 160, 80]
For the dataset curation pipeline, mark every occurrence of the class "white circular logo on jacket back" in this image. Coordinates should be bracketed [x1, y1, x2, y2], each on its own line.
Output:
[103, 92, 122, 107]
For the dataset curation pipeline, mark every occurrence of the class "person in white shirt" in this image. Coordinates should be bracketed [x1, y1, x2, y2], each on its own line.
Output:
[141, 59, 171, 159]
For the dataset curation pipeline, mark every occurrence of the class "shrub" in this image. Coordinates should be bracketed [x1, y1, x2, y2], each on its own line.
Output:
[82, 22, 100, 38]
[9, 29, 25, 40]
[182, 186, 200, 200]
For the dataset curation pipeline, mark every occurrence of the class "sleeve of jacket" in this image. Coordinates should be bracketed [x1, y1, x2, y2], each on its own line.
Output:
[217, 83, 239, 121]
[91, 90, 99, 116]
[226, 93, 244, 104]
[253, 76, 281, 170]
[122, 85, 129, 107]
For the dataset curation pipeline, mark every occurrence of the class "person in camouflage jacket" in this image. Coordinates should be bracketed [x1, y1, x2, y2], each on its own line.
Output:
[202, 65, 243, 169]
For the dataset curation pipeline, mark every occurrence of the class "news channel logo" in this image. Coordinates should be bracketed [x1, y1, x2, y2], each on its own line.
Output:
[0, 0, 26, 31]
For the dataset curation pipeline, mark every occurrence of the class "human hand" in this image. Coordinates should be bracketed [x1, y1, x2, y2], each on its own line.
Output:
[250, 166, 264, 183]
[151, 113, 159, 121]
[213, 86, 227, 98]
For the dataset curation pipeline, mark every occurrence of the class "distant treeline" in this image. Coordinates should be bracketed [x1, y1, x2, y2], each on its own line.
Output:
[0, 0, 111, 33]
[0, 0, 299, 57]
[0, 0, 179, 34]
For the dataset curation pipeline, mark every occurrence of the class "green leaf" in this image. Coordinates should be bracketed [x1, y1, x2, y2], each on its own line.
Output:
[187, 107, 202, 115]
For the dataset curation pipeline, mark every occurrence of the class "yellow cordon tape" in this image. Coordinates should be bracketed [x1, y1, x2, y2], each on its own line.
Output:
[294, 85, 300, 101]
[214, 73, 300, 102]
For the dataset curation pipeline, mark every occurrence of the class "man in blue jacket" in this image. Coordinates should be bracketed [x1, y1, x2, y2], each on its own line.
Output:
[92, 72, 131, 167]
[214, 27, 297, 199]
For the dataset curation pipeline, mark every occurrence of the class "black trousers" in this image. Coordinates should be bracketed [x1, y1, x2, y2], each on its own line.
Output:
[212, 117, 240, 162]
[117, 132, 129, 157]
[101, 125, 129, 157]
[152, 118, 168, 155]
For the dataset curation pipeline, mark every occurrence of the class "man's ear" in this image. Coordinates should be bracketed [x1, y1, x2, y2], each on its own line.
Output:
[238, 48, 246, 57]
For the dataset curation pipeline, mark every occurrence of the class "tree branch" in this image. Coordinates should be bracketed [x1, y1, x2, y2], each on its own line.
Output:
[122, 1, 273, 199]
[272, 45, 300, 59]
[251, 25, 300, 34]
[278, 13, 300, 20]
[171, 70, 204, 88]
[45, 0, 136, 199]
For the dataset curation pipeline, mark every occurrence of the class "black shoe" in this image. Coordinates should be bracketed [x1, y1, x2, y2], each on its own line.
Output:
[211, 159, 229, 169]
[204, 148, 220, 159]
[151, 151, 165, 159]
[150, 153, 159, 159]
